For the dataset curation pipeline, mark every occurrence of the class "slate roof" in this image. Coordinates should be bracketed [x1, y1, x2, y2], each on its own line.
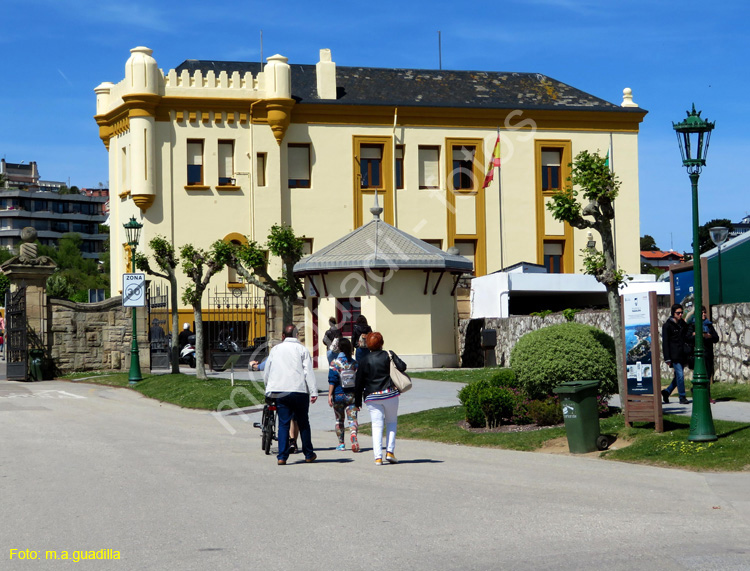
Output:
[175, 60, 643, 113]
[293, 205, 473, 274]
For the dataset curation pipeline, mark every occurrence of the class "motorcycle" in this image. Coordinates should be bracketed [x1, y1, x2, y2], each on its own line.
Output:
[218, 338, 240, 353]
[218, 331, 240, 353]
[179, 334, 196, 368]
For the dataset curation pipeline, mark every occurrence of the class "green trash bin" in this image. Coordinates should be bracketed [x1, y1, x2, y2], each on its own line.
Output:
[553, 380, 607, 453]
[28, 349, 45, 382]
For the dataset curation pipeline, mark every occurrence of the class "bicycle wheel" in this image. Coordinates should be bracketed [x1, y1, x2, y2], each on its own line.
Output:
[263, 410, 275, 455]
[260, 408, 269, 451]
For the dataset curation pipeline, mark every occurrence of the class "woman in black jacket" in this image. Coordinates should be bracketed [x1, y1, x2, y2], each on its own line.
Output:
[354, 332, 407, 465]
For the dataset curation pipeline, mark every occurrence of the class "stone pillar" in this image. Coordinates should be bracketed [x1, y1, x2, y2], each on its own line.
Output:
[1, 228, 57, 377]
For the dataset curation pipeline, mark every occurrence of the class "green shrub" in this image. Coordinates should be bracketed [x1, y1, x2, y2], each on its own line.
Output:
[509, 322, 617, 399]
[527, 397, 564, 426]
[489, 368, 520, 389]
[458, 368, 523, 427]
[477, 386, 516, 428]
[458, 381, 488, 427]
[530, 309, 553, 318]
[562, 308, 581, 322]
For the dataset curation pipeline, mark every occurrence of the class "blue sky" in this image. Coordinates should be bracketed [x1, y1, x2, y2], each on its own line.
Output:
[1, 0, 747, 254]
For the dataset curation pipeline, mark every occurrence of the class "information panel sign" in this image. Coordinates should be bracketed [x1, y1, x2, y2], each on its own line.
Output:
[621, 290, 663, 432]
[623, 292, 653, 395]
[122, 274, 146, 307]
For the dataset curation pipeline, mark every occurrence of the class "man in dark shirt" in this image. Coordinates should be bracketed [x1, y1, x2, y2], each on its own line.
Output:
[662, 304, 689, 405]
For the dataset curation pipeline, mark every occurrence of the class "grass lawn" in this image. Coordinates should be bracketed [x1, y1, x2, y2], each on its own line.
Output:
[62, 372, 266, 411]
[375, 404, 750, 471]
[603, 415, 750, 471]
[687, 380, 750, 403]
[409, 368, 496, 383]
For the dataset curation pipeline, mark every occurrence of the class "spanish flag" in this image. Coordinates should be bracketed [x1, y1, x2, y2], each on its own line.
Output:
[482, 136, 501, 189]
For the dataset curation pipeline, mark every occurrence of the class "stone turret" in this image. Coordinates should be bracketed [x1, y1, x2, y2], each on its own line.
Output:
[123, 47, 160, 211]
[125, 46, 160, 94]
[264, 54, 295, 145]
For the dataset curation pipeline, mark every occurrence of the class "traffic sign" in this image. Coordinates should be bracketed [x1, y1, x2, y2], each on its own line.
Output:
[122, 274, 146, 307]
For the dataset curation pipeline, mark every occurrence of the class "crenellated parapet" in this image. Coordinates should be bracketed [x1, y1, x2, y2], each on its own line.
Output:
[95, 47, 296, 150]
[165, 68, 261, 91]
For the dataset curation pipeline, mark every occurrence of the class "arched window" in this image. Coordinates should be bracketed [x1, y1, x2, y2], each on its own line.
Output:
[223, 233, 248, 286]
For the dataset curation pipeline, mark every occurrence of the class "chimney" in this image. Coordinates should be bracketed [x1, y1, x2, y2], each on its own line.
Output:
[316, 49, 337, 100]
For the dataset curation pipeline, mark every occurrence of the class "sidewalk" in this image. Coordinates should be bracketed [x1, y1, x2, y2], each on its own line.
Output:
[204, 365, 464, 431]
[608, 393, 750, 423]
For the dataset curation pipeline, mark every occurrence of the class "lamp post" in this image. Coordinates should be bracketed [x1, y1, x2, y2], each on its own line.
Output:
[124, 216, 143, 384]
[709, 226, 729, 304]
[673, 105, 716, 442]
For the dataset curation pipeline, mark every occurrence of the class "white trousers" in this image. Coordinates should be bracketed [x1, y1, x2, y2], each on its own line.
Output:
[366, 396, 399, 459]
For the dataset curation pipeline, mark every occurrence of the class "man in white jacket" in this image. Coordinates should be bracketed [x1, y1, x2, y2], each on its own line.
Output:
[263, 324, 318, 465]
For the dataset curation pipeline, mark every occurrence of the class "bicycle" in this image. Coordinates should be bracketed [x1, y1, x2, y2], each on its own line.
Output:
[253, 397, 277, 455]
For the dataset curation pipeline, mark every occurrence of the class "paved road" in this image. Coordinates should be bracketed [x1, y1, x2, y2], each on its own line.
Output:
[2, 378, 750, 570]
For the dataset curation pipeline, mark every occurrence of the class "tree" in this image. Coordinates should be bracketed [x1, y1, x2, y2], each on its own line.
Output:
[640, 234, 658, 251]
[134, 236, 181, 374]
[546, 150, 629, 399]
[226, 224, 305, 329]
[0, 249, 11, 305]
[40, 233, 108, 301]
[698, 218, 733, 254]
[180, 241, 233, 380]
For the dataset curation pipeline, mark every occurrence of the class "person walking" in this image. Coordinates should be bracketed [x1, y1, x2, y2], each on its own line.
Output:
[251, 356, 301, 454]
[263, 324, 318, 465]
[662, 303, 690, 405]
[690, 306, 720, 404]
[328, 338, 359, 452]
[351, 315, 372, 363]
[354, 332, 407, 465]
[322, 317, 342, 364]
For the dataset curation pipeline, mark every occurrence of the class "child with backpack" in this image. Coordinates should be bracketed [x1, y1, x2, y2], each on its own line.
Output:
[327, 338, 359, 452]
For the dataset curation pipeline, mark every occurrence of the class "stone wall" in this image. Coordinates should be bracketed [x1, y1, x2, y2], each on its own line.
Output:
[712, 303, 750, 382]
[265, 295, 306, 345]
[459, 303, 750, 384]
[49, 297, 148, 372]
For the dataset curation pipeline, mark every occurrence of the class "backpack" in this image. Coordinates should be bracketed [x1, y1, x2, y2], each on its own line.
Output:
[340, 366, 356, 389]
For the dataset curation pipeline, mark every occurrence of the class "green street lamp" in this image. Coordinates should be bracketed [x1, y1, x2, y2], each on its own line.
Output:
[124, 216, 144, 384]
[673, 105, 716, 442]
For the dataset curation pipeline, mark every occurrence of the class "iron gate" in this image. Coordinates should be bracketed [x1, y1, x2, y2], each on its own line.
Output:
[205, 288, 268, 370]
[6, 285, 27, 381]
[147, 283, 170, 369]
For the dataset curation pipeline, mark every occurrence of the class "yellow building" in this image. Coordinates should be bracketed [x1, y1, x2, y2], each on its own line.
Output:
[95, 46, 646, 360]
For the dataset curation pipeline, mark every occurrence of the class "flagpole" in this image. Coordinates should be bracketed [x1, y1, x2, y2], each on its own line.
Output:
[497, 127, 504, 271]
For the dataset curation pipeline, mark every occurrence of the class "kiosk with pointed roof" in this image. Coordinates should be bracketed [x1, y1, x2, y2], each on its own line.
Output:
[294, 195, 472, 368]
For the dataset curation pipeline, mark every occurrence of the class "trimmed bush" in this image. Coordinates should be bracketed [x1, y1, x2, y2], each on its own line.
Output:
[527, 397, 564, 426]
[509, 322, 617, 399]
[477, 386, 515, 429]
[458, 381, 489, 427]
[458, 368, 522, 428]
[489, 368, 520, 389]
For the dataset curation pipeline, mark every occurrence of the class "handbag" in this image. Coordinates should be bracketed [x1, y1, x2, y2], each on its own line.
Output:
[389, 353, 412, 393]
